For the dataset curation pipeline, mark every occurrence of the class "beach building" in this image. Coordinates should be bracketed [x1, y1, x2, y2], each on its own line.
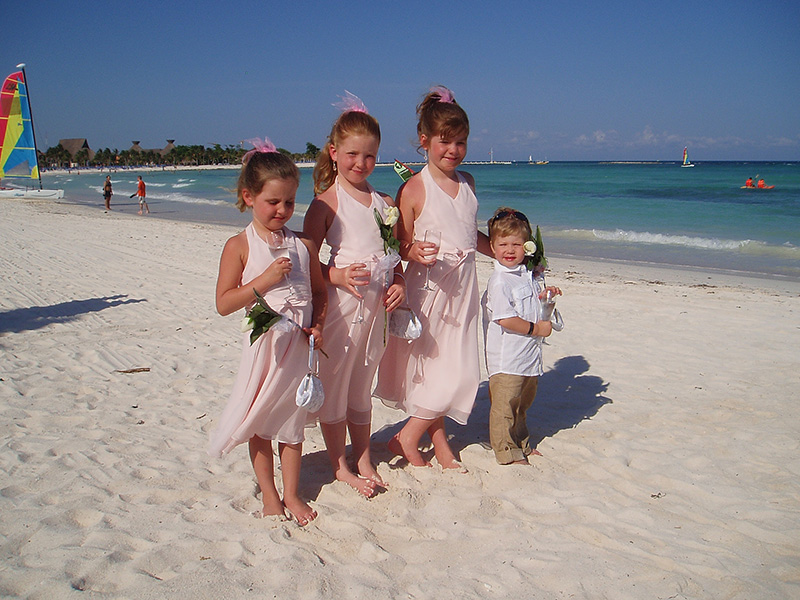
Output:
[59, 138, 94, 165]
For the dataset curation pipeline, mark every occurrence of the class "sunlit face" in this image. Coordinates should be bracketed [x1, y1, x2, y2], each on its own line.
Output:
[330, 133, 379, 188]
[242, 177, 297, 233]
[491, 233, 527, 268]
[421, 131, 468, 173]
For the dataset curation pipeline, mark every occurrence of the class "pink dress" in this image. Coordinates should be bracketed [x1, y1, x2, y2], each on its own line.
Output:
[208, 224, 313, 456]
[313, 180, 399, 426]
[375, 166, 480, 425]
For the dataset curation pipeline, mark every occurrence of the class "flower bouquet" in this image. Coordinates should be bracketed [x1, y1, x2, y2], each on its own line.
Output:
[240, 289, 284, 345]
[373, 207, 401, 254]
[523, 225, 547, 276]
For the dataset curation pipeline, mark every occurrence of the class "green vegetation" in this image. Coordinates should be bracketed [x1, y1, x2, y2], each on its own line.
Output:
[40, 142, 322, 169]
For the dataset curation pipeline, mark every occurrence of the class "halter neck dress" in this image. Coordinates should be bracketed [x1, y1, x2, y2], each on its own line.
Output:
[376, 166, 480, 424]
[312, 179, 399, 426]
[209, 225, 313, 456]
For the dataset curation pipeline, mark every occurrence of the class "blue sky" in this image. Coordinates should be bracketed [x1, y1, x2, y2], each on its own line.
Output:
[3, 1, 798, 161]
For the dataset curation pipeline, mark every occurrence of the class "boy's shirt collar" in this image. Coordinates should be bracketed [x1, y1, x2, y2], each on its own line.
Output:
[493, 260, 527, 275]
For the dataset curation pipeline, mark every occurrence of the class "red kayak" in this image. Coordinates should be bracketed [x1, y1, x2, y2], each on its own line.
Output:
[741, 185, 775, 189]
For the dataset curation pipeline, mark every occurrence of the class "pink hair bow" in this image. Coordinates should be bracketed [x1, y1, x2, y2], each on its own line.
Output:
[333, 90, 369, 114]
[431, 85, 455, 103]
[242, 136, 277, 163]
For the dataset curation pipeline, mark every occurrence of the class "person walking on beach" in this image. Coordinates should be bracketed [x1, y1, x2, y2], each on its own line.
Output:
[303, 93, 406, 498]
[209, 138, 327, 526]
[102, 175, 112, 210]
[375, 86, 492, 471]
[482, 207, 561, 465]
[136, 176, 150, 215]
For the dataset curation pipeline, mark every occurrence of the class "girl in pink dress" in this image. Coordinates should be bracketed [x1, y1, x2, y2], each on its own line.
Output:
[210, 140, 327, 525]
[376, 86, 492, 470]
[304, 94, 406, 498]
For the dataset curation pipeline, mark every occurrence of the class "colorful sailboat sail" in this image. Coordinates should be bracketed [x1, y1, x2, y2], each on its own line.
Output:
[0, 65, 63, 199]
[681, 146, 694, 168]
[1, 70, 39, 180]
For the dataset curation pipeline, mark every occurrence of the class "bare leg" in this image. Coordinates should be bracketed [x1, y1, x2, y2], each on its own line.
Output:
[427, 417, 464, 470]
[248, 436, 284, 517]
[387, 416, 433, 467]
[320, 421, 377, 498]
[348, 421, 386, 487]
[278, 442, 316, 526]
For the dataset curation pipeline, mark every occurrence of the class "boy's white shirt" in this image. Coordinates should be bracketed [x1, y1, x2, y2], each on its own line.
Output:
[482, 260, 544, 377]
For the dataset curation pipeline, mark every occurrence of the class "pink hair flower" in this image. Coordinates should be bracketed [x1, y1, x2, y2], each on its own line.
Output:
[242, 136, 277, 163]
[430, 85, 455, 103]
[333, 90, 369, 114]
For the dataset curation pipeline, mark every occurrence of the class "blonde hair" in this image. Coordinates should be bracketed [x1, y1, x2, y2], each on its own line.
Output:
[488, 207, 532, 242]
[416, 86, 470, 153]
[313, 111, 381, 195]
[235, 151, 299, 212]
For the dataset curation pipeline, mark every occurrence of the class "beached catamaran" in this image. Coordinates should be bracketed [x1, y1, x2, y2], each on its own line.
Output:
[681, 146, 694, 168]
[0, 64, 63, 199]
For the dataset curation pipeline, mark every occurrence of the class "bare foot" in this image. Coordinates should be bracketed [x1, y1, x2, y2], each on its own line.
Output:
[336, 469, 378, 498]
[283, 497, 317, 526]
[525, 448, 543, 457]
[257, 495, 287, 519]
[138, 210, 142, 215]
[356, 460, 387, 488]
[510, 458, 531, 466]
[440, 459, 469, 473]
[388, 434, 431, 468]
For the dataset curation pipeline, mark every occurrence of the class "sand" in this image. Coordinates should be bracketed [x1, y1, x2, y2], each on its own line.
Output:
[1, 197, 799, 599]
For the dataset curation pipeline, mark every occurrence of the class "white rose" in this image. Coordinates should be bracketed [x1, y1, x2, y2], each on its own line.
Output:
[384, 206, 400, 227]
[523, 240, 537, 255]
[240, 316, 254, 332]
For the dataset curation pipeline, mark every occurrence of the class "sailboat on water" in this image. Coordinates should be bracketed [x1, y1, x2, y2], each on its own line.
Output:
[0, 64, 64, 199]
[680, 146, 694, 168]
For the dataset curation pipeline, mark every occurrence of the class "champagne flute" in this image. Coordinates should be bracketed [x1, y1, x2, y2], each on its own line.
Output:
[422, 229, 441, 291]
[352, 260, 372, 324]
[267, 229, 296, 297]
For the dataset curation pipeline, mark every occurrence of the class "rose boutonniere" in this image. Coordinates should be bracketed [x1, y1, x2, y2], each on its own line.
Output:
[374, 207, 401, 255]
[524, 226, 548, 276]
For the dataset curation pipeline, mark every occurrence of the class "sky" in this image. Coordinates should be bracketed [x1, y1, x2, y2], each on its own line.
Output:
[3, 0, 798, 162]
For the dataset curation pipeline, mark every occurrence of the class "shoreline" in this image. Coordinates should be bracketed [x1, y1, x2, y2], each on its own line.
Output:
[2, 196, 799, 597]
[52, 190, 800, 287]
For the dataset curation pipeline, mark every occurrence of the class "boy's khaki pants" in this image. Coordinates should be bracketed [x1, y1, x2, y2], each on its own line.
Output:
[488, 373, 538, 464]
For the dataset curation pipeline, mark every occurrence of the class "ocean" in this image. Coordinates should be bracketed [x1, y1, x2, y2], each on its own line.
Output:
[41, 160, 800, 280]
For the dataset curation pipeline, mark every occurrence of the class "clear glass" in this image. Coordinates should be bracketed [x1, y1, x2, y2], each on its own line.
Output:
[422, 229, 441, 291]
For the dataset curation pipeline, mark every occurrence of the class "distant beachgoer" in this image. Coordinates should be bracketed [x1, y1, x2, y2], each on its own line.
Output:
[136, 176, 150, 215]
[209, 138, 326, 525]
[482, 207, 561, 465]
[375, 85, 493, 471]
[745, 177, 754, 188]
[103, 176, 113, 210]
[757, 179, 766, 188]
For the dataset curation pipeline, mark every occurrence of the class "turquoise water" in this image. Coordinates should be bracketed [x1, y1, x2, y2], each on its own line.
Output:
[42, 161, 800, 279]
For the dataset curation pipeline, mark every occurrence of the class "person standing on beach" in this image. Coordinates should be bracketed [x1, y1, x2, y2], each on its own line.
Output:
[209, 138, 327, 526]
[136, 176, 150, 215]
[303, 93, 406, 498]
[482, 207, 561, 465]
[375, 86, 492, 471]
[102, 175, 112, 210]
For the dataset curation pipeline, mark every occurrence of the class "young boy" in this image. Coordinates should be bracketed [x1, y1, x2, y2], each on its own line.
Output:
[482, 207, 561, 465]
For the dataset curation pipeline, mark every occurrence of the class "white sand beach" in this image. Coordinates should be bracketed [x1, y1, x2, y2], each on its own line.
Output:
[1, 197, 799, 599]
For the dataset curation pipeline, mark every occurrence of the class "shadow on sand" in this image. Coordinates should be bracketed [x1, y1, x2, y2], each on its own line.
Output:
[0, 295, 146, 334]
[298, 355, 611, 498]
[370, 355, 611, 466]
